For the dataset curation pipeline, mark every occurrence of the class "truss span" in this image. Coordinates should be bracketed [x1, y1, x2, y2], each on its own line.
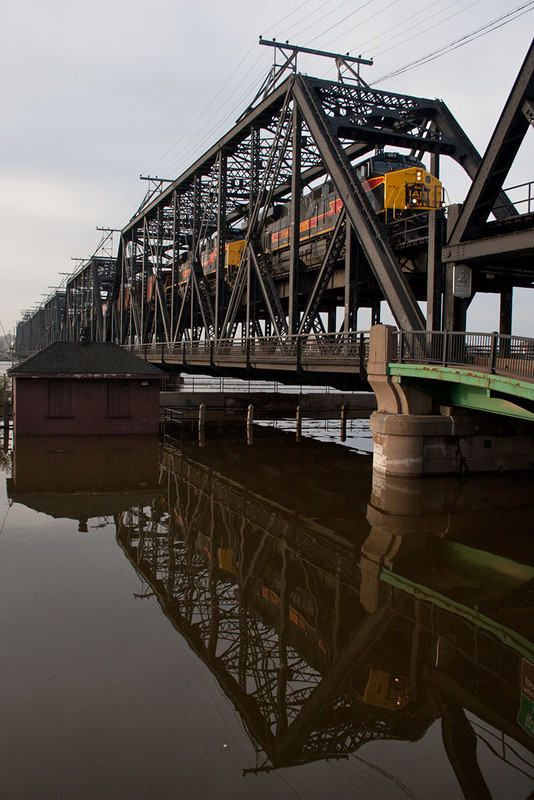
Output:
[14, 40, 534, 366]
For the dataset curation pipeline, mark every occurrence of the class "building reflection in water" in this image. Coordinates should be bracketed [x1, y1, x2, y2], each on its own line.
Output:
[7, 434, 162, 529]
[6, 428, 534, 794]
[112, 430, 534, 792]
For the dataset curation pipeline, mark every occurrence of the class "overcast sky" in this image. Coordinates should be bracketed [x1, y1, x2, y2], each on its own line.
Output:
[1, 0, 532, 337]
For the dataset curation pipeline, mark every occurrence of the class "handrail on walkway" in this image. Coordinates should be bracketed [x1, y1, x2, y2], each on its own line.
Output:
[132, 331, 370, 366]
[394, 330, 534, 381]
[15, 329, 534, 383]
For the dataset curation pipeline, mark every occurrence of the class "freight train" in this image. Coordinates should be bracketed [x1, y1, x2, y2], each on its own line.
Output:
[180, 151, 443, 286]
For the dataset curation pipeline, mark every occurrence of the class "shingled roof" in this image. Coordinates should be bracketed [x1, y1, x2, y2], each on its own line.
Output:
[9, 342, 165, 377]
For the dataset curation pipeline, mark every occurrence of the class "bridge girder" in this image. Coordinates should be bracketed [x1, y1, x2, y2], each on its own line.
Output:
[442, 38, 534, 332]
[449, 39, 534, 245]
[109, 74, 490, 347]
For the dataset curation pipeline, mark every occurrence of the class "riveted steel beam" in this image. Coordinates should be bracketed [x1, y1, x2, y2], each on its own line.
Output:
[293, 75, 425, 331]
[449, 40, 534, 244]
[442, 228, 534, 262]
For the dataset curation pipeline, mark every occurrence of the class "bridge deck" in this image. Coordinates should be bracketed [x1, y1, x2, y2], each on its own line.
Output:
[134, 332, 370, 387]
[130, 328, 534, 416]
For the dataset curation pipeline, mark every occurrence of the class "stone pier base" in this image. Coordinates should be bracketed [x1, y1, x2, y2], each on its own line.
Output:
[371, 408, 534, 476]
[367, 324, 534, 477]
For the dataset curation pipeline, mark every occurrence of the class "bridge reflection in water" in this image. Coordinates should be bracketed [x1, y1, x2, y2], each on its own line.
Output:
[113, 430, 533, 790]
[6, 428, 534, 796]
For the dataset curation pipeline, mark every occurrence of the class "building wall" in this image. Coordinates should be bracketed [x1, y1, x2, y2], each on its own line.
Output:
[13, 377, 161, 436]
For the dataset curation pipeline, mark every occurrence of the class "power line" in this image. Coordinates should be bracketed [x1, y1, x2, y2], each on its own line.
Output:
[284, 0, 356, 43]
[155, 51, 271, 179]
[374, 1, 534, 83]
[277, 0, 339, 39]
[302, 0, 374, 47]
[320, 0, 402, 51]
[372, 0, 485, 60]
[268, 0, 318, 35]
[354, 0, 458, 54]
[146, 41, 259, 176]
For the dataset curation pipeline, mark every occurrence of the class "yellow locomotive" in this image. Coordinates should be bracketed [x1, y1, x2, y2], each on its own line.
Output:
[355, 151, 443, 220]
[181, 151, 444, 283]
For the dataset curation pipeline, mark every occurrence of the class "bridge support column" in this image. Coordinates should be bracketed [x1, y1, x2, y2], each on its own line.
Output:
[368, 325, 534, 477]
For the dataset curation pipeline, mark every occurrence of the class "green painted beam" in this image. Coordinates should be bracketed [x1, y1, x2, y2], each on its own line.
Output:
[388, 363, 534, 421]
[380, 568, 534, 662]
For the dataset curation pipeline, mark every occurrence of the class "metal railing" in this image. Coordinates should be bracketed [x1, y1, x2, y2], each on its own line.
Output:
[394, 330, 534, 380]
[493, 180, 534, 216]
[168, 376, 349, 394]
[134, 331, 370, 368]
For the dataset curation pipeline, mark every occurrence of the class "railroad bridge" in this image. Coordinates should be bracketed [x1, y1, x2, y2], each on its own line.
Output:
[12, 38, 534, 474]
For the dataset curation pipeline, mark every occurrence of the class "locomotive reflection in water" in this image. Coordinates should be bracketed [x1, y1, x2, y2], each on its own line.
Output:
[116, 432, 534, 787]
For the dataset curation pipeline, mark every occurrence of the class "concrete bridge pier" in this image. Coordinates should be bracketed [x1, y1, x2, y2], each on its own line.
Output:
[367, 325, 534, 477]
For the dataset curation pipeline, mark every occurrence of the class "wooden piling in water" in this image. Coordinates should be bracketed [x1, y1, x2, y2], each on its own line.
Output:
[296, 405, 302, 442]
[246, 404, 254, 445]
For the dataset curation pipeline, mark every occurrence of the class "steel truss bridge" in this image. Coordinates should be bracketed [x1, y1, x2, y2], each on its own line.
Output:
[15, 40, 534, 386]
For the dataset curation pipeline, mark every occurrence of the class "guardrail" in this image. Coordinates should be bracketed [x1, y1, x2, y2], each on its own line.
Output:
[168, 376, 349, 393]
[493, 180, 534, 216]
[134, 331, 370, 369]
[394, 330, 534, 380]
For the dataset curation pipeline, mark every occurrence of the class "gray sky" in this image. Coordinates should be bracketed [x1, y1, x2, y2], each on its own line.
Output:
[1, 0, 532, 336]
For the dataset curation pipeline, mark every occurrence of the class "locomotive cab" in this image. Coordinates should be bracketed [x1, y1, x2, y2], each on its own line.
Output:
[357, 152, 443, 220]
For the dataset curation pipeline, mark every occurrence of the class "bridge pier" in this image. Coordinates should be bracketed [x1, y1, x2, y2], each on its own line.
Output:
[367, 325, 534, 477]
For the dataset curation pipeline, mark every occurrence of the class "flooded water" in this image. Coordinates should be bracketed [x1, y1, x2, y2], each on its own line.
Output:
[1, 419, 533, 799]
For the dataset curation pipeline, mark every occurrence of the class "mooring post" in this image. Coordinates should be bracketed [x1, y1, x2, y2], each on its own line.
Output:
[198, 403, 206, 429]
[340, 404, 347, 442]
[247, 403, 254, 446]
[296, 404, 302, 442]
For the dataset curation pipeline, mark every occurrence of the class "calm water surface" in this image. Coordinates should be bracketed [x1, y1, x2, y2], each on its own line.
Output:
[0, 420, 533, 799]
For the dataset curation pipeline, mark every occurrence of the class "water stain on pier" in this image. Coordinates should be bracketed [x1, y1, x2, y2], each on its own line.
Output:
[0, 426, 533, 799]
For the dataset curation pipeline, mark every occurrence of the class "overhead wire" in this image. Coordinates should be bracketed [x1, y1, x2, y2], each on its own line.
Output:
[156, 0, 397, 180]
[284, 0, 357, 42]
[156, 50, 272, 179]
[267, 0, 322, 34]
[149, 0, 344, 182]
[302, 0, 375, 47]
[373, 0, 534, 83]
[372, 0, 486, 59]
[147, 45, 273, 178]
[277, 0, 340, 39]
[146, 40, 258, 176]
[295, 0, 477, 83]
[87, 0, 498, 226]
[320, 0, 403, 51]
[353, 0, 461, 54]
[87, 41, 269, 230]
[102, 3, 533, 241]
[151, 0, 325, 179]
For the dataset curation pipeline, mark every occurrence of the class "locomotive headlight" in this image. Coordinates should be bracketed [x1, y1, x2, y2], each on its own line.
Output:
[412, 198, 418, 204]
[416, 170, 423, 181]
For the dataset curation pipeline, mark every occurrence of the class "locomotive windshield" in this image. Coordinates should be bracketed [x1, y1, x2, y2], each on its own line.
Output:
[368, 153, 424, 175]
[353, 153, 426, 180]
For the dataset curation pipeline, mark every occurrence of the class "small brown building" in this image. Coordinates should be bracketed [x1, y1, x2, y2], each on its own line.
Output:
[9, 342, 164, 436]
